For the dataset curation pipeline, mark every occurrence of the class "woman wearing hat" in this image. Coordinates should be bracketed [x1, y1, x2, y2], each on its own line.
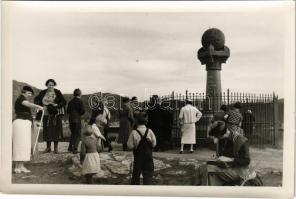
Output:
[34, 79, 67, 153]
[13, 86, 44, 173]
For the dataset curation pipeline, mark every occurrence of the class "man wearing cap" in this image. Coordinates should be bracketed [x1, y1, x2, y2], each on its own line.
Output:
[179, 99, 202, 153]
[195, 121, 254, 186]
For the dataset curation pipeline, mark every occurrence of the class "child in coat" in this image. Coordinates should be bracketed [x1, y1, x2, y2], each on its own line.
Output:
[80, 125, 105, 184]
[127, 112, 157, 185]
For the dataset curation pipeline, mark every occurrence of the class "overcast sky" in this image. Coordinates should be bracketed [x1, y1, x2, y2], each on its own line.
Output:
[4, 2, 288, 100]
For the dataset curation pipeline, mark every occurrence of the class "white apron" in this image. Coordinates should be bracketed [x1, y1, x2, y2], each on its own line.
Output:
[12, 119, 32, 161]
[181, 123, 196, 144]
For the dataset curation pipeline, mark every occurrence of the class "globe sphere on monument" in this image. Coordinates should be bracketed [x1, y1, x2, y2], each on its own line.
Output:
[201, 28, 225, 50]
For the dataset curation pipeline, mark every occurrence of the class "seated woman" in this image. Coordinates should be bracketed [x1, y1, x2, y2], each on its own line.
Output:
[195, 121, 254, 186]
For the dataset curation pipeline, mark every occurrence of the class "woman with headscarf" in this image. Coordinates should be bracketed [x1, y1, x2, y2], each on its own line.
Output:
[34, 79, 67, 153]
[117, 96, 134, 151]
[13, 86, 44, 173]
[224, 102, 243, 135]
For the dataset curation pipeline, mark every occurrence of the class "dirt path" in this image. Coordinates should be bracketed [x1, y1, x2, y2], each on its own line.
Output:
[12, 142, 282, 186]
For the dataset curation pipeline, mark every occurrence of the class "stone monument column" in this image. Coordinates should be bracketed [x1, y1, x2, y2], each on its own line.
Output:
[197, 28, 230, 112]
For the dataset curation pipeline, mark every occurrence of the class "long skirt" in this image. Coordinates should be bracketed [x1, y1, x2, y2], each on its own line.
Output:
[12, 119, 32, 161]
[181, 123, 196, 144]
[82, 152, 101, 175]
[43, 115, 63, 142]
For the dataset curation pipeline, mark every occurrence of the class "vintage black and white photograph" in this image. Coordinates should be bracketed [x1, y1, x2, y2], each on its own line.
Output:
[1, 1, 295, 198]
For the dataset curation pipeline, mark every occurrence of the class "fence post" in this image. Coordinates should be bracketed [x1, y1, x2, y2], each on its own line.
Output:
[273, 94, 281, 148]
[227, 89, 230, 105]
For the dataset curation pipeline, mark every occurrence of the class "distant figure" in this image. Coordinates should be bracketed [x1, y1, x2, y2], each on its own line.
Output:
[89, 100, 112, 152]
[67, 88, 85, 153]
[118, 96, 134, 151]
[80, 125, 104, 184]
[127, 112, 156, 185]
[131, 96, 141, 129]
[13, 86, 44, 173]
[131, 96, 140, 115]
[179, 99, 202, 153]
[242, 109, 255, 138]
[224, 102, 243, 135]
[160, 101, 174, 150]
[146, 95, 165, 151]
[34, 79, 67, 153]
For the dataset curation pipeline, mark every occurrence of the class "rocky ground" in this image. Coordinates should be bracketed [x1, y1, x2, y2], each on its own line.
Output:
[12, 142, 282, 186]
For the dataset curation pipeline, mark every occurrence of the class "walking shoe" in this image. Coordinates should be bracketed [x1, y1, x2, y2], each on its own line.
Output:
[68, 146, 73, 152]
[44, 148, 51, 153]
[54, 147, 59, 154]
[20, 167, 31, 173]
[72, 149, 79, 154]
[190, 150, 194, 153]
[14, 168, 22, 174]
[179, 151, 183, 154]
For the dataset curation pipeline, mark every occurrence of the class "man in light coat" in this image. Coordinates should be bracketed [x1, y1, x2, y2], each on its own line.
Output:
[179, 99, 202, 153]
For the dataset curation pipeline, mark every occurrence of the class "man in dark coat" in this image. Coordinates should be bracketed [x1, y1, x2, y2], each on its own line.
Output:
[160, 101, 174, 150]
[146, 95, 166, 152]
[241, 109, 255, 139]
[67, 88, 85, 153]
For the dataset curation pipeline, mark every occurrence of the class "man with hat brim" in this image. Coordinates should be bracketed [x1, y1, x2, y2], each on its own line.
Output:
[195, 121, 255, 186]
[179, 98, 202, 153]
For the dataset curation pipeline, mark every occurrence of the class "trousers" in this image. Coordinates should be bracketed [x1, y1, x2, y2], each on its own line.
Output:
[196, 163, 241, 186]
[131, 151, 154, 185]
[69, 122, 81, 149]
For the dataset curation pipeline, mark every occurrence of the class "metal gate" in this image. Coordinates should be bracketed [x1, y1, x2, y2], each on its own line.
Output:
[155, 89, 279, 147]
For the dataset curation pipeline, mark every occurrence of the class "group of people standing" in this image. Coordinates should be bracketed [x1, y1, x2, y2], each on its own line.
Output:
[12, 79, 258, 186]
[117, 95, 174, 152]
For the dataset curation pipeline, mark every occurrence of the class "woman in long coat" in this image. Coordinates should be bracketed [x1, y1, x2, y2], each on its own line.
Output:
[117, 97, 134, 151]
[34, 79, 67, 153]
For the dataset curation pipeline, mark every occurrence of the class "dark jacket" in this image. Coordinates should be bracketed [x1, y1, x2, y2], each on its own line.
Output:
[67, 97, 85, 123]
[219, 135, 250, 167]
[212, 111, 226, 122]
[34, 88, 67, 120]
[146, 104, 164, 135]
